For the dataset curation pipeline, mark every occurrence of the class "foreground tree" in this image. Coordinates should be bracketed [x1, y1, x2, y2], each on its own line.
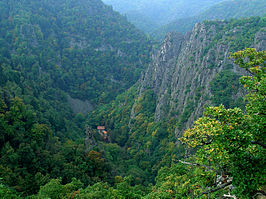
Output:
[180, 48, 265, 198]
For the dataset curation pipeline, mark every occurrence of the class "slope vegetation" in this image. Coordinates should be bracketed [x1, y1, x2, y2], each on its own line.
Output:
[89, 16, 265, 191]
[0, 0, 152, 195]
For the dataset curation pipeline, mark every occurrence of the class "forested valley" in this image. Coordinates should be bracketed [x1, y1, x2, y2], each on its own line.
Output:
[0, 0, 265, 198]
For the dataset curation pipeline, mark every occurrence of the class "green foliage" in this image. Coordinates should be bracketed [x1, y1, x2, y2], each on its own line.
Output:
[144, 163, 222, 199]
[0, 0, 153, 104]
[34, 178, 83, 199]
[36, 179, 69, 199]
[0, 179, 22, 199]
[0, 0, 153, 194]
[204, 16, 266, 52]
[77, 178, 148, 199]
[210, 69, 244, 108]
[27, 176, 148, 199]
[88, 86, 186, 186]
[0, 95, 113, 195]
[181, 48, 266, 198]
[88, 88, 157, 183]
[0, 0, 264, 198]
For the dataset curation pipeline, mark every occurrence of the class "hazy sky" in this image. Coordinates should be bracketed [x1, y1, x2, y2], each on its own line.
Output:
[102, 0, 227, 25]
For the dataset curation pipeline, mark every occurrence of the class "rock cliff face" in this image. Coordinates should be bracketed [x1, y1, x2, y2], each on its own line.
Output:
[136, 20, 265, 134]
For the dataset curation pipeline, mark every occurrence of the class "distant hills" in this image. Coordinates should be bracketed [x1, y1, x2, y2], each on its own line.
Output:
[152, 0, 266, 40]
[102, 0, 227, 33]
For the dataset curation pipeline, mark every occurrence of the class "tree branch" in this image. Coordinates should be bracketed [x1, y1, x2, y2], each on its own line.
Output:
[223, 194, 237, 199]
[252, 190, 266, 199]
[201, 181, 232, 195]
[251, 141, 266, 149]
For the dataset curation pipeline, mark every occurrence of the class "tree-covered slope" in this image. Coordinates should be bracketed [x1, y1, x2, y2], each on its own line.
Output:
[102, 0, 226, 33]
[152, 0, 266, 40]
[0, 0, 153, 104]
[0, 0, 153, 195]
[0, 0, 153, 139]
[2, 48, 265, 199]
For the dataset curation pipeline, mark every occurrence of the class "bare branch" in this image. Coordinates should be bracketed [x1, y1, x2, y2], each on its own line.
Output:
[201, 181, 232, 195]
[223, 194, 237, 199]
[252, 190, 266, 199]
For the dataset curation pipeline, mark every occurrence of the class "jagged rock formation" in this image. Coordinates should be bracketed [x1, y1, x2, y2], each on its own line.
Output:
[136, 19, 266, 134]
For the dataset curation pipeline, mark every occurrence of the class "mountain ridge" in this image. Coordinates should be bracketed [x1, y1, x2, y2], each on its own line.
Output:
[152, 0, 266, 40]
[102, 0, 227, 33]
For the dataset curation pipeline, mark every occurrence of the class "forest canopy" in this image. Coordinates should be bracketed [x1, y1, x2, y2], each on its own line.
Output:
[0, 0, 265, 198]
[1, 48, 265, 198]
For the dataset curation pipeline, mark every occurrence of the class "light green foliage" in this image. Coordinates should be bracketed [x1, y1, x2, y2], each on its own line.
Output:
[76, 176, 148, 199]
[34, 178, 83, 199]
[144, 162, 223, 199]
[36, 179, 68, 199]
[231, 48, 266, 146]
[181, 48, 266, 198]
[0, 179, 22, 199]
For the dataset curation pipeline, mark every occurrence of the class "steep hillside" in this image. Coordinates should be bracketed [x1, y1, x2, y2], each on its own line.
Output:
[102, 0, 226, 33]
[152, 0, 266, 40]
[0, 0, 153, 138]
[89, 16, 266, 184]
[0, 0, 153, 195]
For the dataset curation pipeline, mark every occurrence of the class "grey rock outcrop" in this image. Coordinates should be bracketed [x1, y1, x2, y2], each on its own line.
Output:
[136, 21, 265, 134]
[67, 94, 93, 115]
